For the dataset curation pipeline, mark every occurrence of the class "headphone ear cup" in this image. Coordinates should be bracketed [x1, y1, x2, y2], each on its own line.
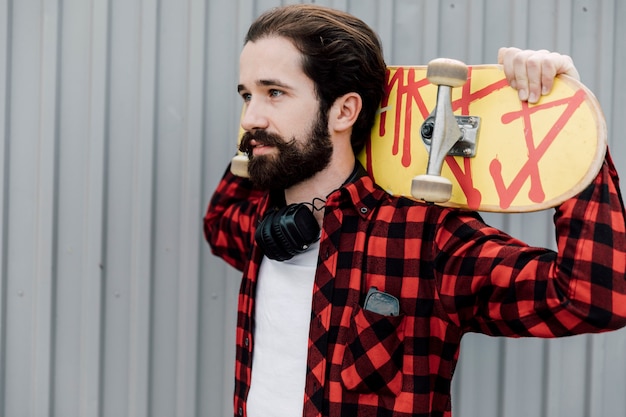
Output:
[269, 207, 299, 260]
[283, 204, 320, 246]
[255, 204, 320, 261]
[255, 209, 293, 262]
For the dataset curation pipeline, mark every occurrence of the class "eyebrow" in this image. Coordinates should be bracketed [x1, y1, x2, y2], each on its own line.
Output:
[237, 79, 293, 93]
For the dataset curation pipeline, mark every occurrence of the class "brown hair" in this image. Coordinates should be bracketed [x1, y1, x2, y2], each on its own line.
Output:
[245, 4, 387, 153]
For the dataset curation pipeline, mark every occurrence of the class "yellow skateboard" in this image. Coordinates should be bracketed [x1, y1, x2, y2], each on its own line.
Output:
[357, 59, 607, 212]
[231, 59, 607, 213]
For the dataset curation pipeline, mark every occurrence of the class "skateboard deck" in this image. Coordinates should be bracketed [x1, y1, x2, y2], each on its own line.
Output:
[357, 64, 607, 212]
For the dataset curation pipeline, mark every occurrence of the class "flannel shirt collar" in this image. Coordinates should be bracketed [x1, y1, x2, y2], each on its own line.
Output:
[326, 161, 389, 221]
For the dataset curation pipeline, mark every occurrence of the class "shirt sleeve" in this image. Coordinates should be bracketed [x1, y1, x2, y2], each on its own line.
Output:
[204, 164, 266, 272]
[434, 151, 626, 337]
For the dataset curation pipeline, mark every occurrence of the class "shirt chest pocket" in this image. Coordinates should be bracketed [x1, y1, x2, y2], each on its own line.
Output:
[340, 305, 406, 396]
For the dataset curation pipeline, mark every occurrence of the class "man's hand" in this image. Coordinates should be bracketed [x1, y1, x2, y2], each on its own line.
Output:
[498, 47, 580, 104]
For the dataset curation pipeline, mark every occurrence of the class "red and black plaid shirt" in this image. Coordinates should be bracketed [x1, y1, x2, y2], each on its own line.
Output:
[204, 154, 626, 417]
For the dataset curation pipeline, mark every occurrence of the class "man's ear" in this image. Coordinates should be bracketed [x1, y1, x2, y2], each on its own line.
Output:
[328, 92, 362, 133]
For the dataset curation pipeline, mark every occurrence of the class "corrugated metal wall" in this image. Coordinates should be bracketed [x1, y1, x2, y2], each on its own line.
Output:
[0, 0, 624, 416]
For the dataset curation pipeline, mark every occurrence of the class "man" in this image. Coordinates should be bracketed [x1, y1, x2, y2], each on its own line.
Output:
[204, 4, 626, 417]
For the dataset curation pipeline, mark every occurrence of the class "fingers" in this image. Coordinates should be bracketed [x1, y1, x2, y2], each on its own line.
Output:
[498, 47, 580, 104]
[518, 49, 551, 103]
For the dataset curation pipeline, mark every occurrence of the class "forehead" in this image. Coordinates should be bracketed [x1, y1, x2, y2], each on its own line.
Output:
[239, 36, 312, 88]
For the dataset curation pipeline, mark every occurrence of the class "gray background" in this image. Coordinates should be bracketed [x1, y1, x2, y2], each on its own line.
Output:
[0, 0, 625, 416]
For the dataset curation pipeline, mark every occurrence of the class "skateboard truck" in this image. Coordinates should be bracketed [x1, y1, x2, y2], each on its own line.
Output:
[411, 58, 470, 203]
[420, 115, 480, 158]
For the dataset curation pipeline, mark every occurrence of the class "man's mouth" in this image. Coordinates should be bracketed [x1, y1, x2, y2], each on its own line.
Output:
[239, 131, 284, 156]
[250, 139, 275, 155]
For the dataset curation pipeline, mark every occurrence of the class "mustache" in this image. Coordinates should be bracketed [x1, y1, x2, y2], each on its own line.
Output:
[239, 130, 291, 155]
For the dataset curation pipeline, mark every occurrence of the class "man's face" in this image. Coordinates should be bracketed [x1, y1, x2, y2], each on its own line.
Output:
[239, 111, 332, 190]
[237, 36, 332, 190]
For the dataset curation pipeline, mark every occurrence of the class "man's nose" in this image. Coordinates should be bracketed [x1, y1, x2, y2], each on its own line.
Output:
[240, 100, 269, 132]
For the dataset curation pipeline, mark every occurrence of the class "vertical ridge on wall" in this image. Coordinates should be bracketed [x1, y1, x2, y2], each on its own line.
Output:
[500, 338, 546, 417]
[607, 0, 620, 139]
[417, 0, 438, 61]
[594, 0, 616, 136]
[175, 0, 207, 416]
[374, 0, 394, 62]
[571, 1, 611, 101]
[33, 0, 61, 415]
[0, 0, 10, 414]
[466, 0, 485, 61]
[545, 336, 591, 417]
[202, 1, 247, 415]
[128, 0, 159, 416]
[554, 0, 573, 51]
[79, 0, 111, 416]
[586, 5, 618, 417]
[609, 0, 626, 156]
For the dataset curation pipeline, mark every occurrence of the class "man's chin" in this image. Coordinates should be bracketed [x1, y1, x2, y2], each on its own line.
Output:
[248, 153, 277, 165]
[248, 161, 286, 189]
[248, 166, 310, 190]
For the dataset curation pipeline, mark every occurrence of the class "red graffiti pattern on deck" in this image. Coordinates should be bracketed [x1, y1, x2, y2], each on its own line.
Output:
[369, 67, 586, 209]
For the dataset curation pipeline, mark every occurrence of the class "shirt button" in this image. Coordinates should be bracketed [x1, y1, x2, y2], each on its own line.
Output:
[244, 337, 249, 347]
[360, 207, 368, 214]
[238, 406, 243, 416]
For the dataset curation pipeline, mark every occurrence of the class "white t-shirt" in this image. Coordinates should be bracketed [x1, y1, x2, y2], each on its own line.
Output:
[247, 241, 319, 417]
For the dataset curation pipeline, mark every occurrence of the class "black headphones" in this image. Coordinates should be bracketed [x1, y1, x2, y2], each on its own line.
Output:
[254, 162, 367, 262]
[255, 203, 320, 261]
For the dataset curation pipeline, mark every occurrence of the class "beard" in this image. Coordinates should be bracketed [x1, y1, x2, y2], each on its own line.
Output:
[238, 110, 333, 190]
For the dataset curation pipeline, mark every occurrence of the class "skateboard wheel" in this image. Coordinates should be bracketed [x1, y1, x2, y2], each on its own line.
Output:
[230, 154, 250, 178]
[411, 174, 453, 203]
[426, 58, 468, 87]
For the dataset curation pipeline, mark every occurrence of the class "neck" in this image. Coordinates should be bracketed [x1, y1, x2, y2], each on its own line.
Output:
[284, 153, 356, 225]
[284, 158, 355, 204]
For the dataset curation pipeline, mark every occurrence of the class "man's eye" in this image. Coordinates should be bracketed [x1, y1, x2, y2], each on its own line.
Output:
[241, 93, 252, 102]
[269, 89, 283, 97]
